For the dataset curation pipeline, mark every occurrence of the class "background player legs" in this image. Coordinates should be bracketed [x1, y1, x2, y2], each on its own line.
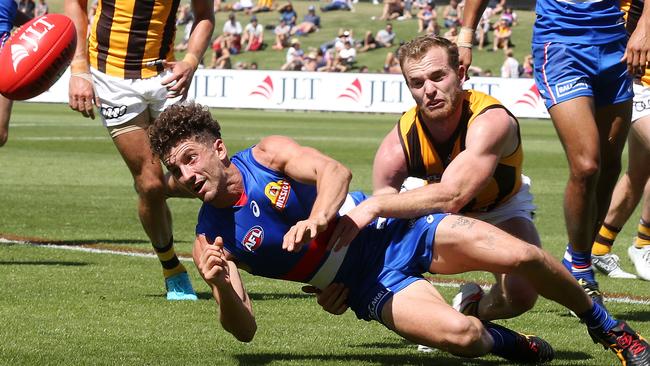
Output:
[0, 94, 13, 147]
[112, 111, 196, 300]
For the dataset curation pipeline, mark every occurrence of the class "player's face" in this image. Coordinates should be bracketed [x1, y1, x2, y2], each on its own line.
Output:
[403, 47, 464, 123]
[164, 138, 227, 203]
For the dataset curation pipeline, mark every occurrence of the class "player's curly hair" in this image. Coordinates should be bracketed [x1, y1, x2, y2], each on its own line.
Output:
[149, 102, 222, 159]
[397, 35, 460, 71]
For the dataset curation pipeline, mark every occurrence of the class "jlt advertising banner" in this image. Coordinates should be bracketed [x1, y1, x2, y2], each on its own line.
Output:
[30, 69, 550, 119]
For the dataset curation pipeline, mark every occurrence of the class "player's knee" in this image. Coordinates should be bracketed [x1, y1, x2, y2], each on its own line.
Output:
[570, 157, 600, 181]
[504, 284, 538, 315]
[134, 176, 166, 201]
[439, 317, 485, 356]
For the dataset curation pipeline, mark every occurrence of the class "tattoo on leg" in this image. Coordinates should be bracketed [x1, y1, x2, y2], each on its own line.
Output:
[451, 216, 476, 230]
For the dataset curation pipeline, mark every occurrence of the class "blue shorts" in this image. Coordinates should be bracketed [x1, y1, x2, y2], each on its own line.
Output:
[532, 39, 633, 108]
[334, 213, 448, 323]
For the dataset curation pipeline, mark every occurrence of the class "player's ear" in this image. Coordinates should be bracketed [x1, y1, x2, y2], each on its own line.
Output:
[213, 138, 228, 160]
[457, 65, 466, 87]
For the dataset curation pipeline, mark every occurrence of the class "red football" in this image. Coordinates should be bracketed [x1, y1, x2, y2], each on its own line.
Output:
[0, 14, 76, 100]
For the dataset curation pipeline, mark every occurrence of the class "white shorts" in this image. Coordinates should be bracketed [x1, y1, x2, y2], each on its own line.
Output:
[90, 67, 183, 128]
[400, 174, 536, 225]
[632, 83, 650, 124]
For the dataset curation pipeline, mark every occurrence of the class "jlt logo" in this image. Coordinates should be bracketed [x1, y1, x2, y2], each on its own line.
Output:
[12, 17, 55, 71]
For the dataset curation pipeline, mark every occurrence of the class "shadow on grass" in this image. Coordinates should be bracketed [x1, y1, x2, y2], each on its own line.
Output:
[0, 260, 88, 266]
[193, 291, 310, 301]
[232, 349, 595, 366]
[610, 310, 650, 322]
[233, 351, 504, 366]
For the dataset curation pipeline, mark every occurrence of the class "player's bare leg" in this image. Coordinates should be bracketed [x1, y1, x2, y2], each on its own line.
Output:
[384, 278, 553, 362]
[0, 94, 13, 147]
[459, 217, 540, 321]
[112, 111, 196, 300]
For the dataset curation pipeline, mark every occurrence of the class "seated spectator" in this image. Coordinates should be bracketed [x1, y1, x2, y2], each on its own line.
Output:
[242, 16, 265, 51]
[291, 5, 321, 36]
[521, 54, 534, 78]
[380, 0, 404, 20]
[444, 25, 458, 43]
[251, 0, 276, 13]
[331, 41, 357, 72]
[320, 29, 353, 54]
[281, 38, 304, 70]
[500, 49, 519, 78]
[211, 46, 232, 69]
[492, 18, 511, 51]
[476, 7, 492, 50]
[383, 50, 401, 74]
[487, 0, 506, 15]
[213, 12, 243, 54]
[35, 0, 48, 17]
[321, 0, 353, 12]
[412, 0, 435, 12]
[175, 4, 194, 51]
[500, 6, 517, 27]
[358, 65, 369, 73]
[272, 19, 291, 49]
[250, 62, 259, 69]
[302, 50, 320, 71]
[359, 23, 395, 52]
[235, 61, 249, 69]
[278, 2, 297, 27]
[230, 0, 255, 14]
[18, 0, 35, 18]
[417, 4, 439, 34]
[442, 0, 460, 28]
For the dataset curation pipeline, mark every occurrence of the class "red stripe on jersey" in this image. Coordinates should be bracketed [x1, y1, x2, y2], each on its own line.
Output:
[235, 191, 248, 206]
[282, 219, 337, 282]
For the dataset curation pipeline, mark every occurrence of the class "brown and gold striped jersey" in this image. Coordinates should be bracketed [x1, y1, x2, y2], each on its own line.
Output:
[88, 0, 181, 79]
[397, 90, 523, 213]
[621, 0, 649, 86]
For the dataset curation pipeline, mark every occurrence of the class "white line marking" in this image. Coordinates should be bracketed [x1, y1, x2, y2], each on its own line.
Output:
[2, 238, 649, 305]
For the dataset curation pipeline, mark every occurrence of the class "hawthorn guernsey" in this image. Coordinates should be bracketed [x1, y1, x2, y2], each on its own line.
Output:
[0, 14, 76, 100]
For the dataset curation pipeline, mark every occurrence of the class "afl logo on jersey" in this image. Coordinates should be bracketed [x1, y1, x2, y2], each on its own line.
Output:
[264, 179, 292, 211]
[242, 226, 264, 252]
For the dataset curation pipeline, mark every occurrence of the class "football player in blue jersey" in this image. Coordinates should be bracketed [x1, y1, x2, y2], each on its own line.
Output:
[0, 0, 31, 147]
[148, 102, 649, 365]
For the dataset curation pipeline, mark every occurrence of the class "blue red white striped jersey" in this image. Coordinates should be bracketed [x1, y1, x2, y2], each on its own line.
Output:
[0, 0, 17, 34]
[195, 147, 360, 284]
[532, 0, 627, 45]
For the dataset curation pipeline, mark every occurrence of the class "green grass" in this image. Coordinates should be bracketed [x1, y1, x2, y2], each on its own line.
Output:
[47, 1, 536, 73]
[1, 102, 649, 365]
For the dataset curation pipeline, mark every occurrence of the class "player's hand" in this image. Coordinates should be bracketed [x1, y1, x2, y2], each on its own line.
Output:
[622, 22, 650, 76]
[68, 74, 99, 119]
[161, 60, 196, 99]
[302, 283, 350, 315]
[197, 235, 231, 287]
[282, 215, 329, 252]
[327, 202, 374, 251]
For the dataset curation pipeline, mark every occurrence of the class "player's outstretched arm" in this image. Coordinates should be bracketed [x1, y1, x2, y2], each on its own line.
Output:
[194, 235, 257, 342]
[254, 136, 352, 252]
[161, 0, 215, 98]
[64, 0, 98, 119]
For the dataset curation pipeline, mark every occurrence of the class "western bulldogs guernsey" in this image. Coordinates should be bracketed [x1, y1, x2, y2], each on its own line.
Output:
[196, 147, 447, 322]
[533, 0, 626, 45]
[0, 0, 16, 46]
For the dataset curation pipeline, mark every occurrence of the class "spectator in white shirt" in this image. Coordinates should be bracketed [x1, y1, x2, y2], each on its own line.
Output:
[500, 49, 520, 78]
[242, 16, 264, 51]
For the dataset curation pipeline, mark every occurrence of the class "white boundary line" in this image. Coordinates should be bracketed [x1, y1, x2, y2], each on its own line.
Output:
[3, 237, 649, 305]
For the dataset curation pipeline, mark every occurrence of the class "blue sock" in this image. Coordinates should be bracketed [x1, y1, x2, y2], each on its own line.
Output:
[578, 303, 618, 332]
[485, 322, 518, 356]
[570, 248, 595, 282]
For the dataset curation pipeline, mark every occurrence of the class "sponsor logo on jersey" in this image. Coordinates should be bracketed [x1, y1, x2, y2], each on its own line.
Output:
[12, 17, 55, 71]
[555, 77, 588, 98]
[368, 288, 392, 321]
[101, 105, 127, 120]
[242, 226, 264, 252]
[264, 179, 291, 211]
[250, 200, 260, 217]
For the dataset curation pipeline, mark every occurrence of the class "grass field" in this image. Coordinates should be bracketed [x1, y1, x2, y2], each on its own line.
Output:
[1, 102, 649, 365]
